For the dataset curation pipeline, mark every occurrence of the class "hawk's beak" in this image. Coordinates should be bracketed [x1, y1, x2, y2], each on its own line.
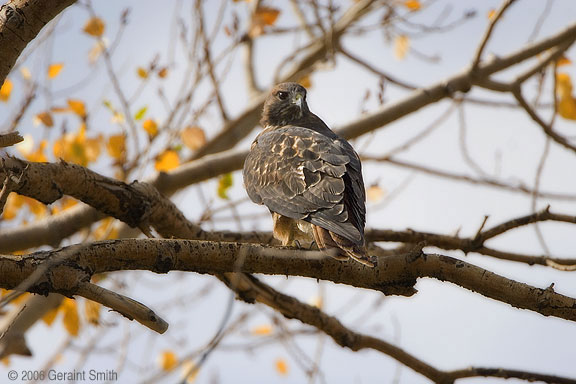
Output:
[292, 93, 303, 108]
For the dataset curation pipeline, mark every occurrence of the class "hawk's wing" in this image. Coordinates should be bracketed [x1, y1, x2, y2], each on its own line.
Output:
[243, 126, 365, 244]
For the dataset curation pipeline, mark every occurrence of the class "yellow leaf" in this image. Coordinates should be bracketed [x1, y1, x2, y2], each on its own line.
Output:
[62, 298, 80, 336]
[275, 358, 288, 376]
[84, 300, 101, 325]
[217, 173, 233, 199]
[51, 106, 71, 113]
[2, 194, 21, 220]
[34, 111, 54, 127]
[158, 350, 178, 371]
[54, 124, 102, 166]
[557, 72, 573, 97]
[20, 67, 32, 80]
[158, 67, 169, 78]
[558, 96, 576, 120]
[394, 35, 410, 60]
[88, 40, 107, 63]
[21, 139, 48, 163]
[180, 361, 199, 383]
[556, 72, 576, 120]
[51, 197, 78, 215]
[94, 217, 119, 239]
[83, 17, 105, 37]
[137, 67, 149, 79]
[297, 75, 312, 89]
[48, 63, 64, 79]
[143, 119, 158, 138]
[42, 306, 60, 326]
[250, 6, 281, 37]
[155, 149, 180, 172]
[0, 79, 13, 102]
[404, 0, 421, 10]
[557, 56, 572, 67]
[111, 112, 125, 124]
[252, 325, 272, 335]
[10, 292, 29, 305]
[367, 184, 386, 203]
[106, 134, 126, 161]
[22, 196, 47, 219]
[255, 6, 280, 26]
[68, 99, 86, 118]
[134, 106, 147, 120]
[487, 9, 496, 20]
[181, 126, 206, 150]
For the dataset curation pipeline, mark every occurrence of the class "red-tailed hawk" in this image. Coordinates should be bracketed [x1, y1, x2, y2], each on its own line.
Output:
[243, 83, 374, 267]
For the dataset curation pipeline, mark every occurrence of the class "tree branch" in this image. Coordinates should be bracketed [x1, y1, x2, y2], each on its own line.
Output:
[2, 239, 576, 323]
[0, 0, 77, 84]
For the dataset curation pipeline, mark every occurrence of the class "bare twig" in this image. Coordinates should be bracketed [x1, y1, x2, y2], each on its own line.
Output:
[471, 0, 518, 71]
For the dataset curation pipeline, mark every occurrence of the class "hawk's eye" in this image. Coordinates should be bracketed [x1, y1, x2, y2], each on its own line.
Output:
[277, 91, 289, 100]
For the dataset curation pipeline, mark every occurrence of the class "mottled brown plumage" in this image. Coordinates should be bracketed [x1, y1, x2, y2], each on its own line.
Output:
[243, 82, 374, 267]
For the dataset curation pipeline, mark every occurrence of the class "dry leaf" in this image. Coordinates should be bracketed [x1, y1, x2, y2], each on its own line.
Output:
[83, 17, 105, 37]
[158, 350, 178, 371]
[298, 75, 312, 89]
[48, 63, 64, 79]
[181, 126, 206, 150]
[62, 298, 80, 336]
[84, 300, 101, 325]
[0, 79, 13, 102]
[143, 119, 158, 138]
[252, 325, 272, 335]
[158, 67, 169, 78]
[34, 111, 54, 127]
[404, 0, 421, 10]
[367, 184, 386, 203]
[557, 56, 572, 67]
[20, 139, 48, 163]
[42, 306, 60, 326]
[556, 72, 576, 120]
[137, 67, 149, 79]
[394, 35, 410, 60]
[88, 40, 107, 63]
[250, 6, 280, 37]
[20, 67, 32, 80]
[155, 149, 180, 172]
[106, 134, 126, 161]
[54, 125, 102, 166]
[180, 361, 199, 383]
[275, 358, 288, 376]
[3, 194, 22, 220]
[68, 99, 86, 118]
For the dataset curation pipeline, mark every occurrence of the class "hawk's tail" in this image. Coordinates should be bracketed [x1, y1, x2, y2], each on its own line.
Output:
[312, 225, 375, 267]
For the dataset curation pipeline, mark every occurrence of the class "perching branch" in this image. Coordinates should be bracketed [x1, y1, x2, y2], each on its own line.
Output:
[2, 239, 576, 323]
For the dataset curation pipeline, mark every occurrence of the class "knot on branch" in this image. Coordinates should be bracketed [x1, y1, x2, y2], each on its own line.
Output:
[0, 4, 25, 29]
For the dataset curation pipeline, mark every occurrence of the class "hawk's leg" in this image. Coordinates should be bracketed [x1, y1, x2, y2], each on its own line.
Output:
[272, 212, 296, 246]
[272, 213, 314, 248]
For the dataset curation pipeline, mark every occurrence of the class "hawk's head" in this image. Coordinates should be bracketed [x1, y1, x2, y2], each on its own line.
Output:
[261, 82, 310, 128]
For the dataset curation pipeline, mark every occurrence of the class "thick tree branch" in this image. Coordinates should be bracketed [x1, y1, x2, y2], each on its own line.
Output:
[2, 239, 576, 323]
[0, 0, 77, 85]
